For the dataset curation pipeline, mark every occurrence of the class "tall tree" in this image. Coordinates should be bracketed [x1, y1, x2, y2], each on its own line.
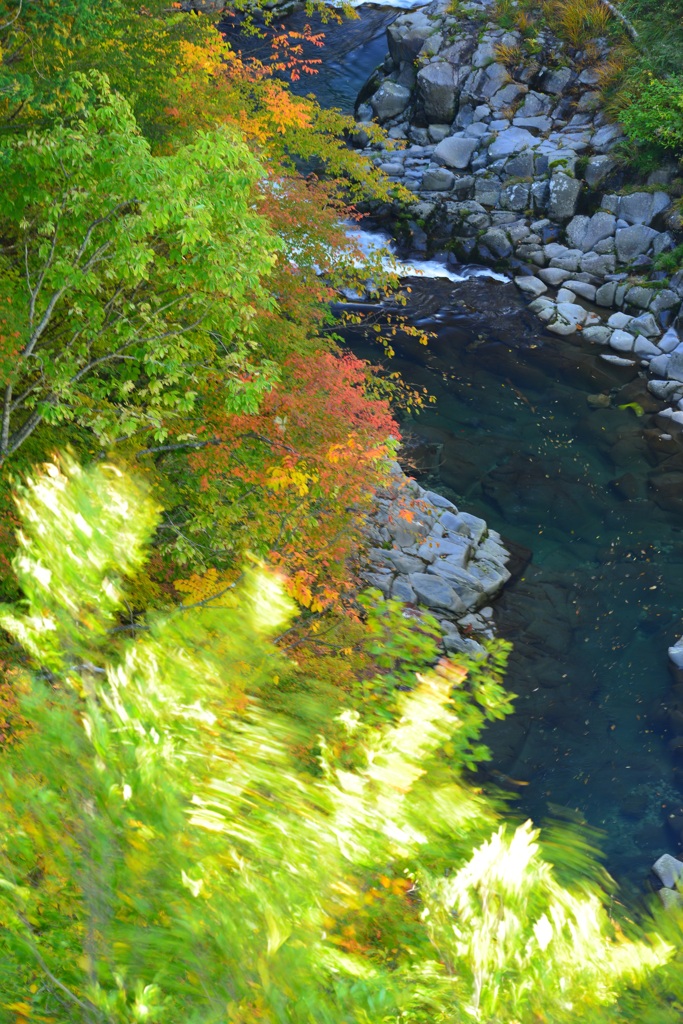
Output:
[0, 72, 281, 458]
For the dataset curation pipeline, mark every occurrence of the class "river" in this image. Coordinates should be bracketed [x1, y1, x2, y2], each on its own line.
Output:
[225, 4, 683, 884]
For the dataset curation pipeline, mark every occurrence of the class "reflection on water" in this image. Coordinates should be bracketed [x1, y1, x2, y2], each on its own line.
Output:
[348, 273, 683, 883]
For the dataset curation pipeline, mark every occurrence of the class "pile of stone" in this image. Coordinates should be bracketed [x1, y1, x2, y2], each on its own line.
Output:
[354, 0, 683, 381]
[361, 462, 511, 656]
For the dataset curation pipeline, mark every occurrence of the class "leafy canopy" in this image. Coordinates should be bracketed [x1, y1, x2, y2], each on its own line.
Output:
[0, 71, 281, 457]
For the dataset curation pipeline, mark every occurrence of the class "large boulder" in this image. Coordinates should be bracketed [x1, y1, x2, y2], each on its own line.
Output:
[585, 155, 615, 188]
[615, 225, 659, 263]
[408, 572, 467, 614]
[488, 126, 536, 159]
[548, 173, 581, 222]
[433, 134, 478, 169]
[618, 191, 670, 226]
[422, 167, 455, 191]
[370, 81, 411, 122]
[388, 11, 436, 64]
[417, 62, 459, 123]
[565, 212, 616, 252]
[479, 227, 513, 259]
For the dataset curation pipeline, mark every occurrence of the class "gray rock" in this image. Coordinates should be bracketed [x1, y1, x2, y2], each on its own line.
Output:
[528, 297, 557, 321]
[467, 558, 511, 596]
[423, 489, 457, 510]
[418, 62, 458, 124]
[550, 248, 583, 272]
[658, 888, 683, 912]
[582, 326, 612, 345]
[653, 854, 683, 889]
[584, 155, 615, 189]
[618, 192, 657, 226]
[428, 123, 452, 143]
[659, 327, 681, 352]
[515, 275, 547, 297]
[361, 571, 394, 595]
[422, 167, 455, 190]
[625, 286, 654, 310]
[563, 279, 596, 301]
[548, 301, 588, 335]
[592, 123, 625, 153]
[610, 329, 636, 352]
[615, 225, 658, 263]
[541, 66, 573, 94]
[409, 572, 467, 613]
[530, 179, 550, 210]
[548, 173, 581, 222]
[417, 537, 472, 564]
[518, 91, 553, 117]
[501, 183, 530, 211]
[391, 576, 416, 603]
[633, 335, 660, 356]
[480, 63, 511, 100]
[419, 31, 443, 58]
[651, 290, 680, 315]
[578, 68, 601, 86]
[471, 38, 498, 68]
[580, 251, 616, 276]
[371, 82, 411, 123]
[463, 121, 490, 139]
[480, 227, 513, 259]
[504, 150, 535, 178]
[566, 212, 616, 252]
[490, 82, 527, 113]
[594, 236, 615, 254]
[454, 511, 487, 543]
[595, 281, 617, 306]
[433, 135, 478, 170]
[488, 126, 536, 159]
[539, 267, 572, 286]
[378, 161, 405, 176]
[649, 354, 671, 377]
[443, 633, 487, 658]
[474, 178, 502, 207]
[388, 11, 434, 63]
[648, 379, 680, 398]
[513, 115, 553, 132]
[607, 311, 634, 330]
[576, 89, 601, 113]
[654, 232, 676, 256]
[386, 550, 426, 574]
[667, 351, 683, 383]
[427, 562, 484, 606]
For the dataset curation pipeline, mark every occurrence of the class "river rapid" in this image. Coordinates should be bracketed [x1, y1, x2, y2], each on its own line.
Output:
[228, 4, 683, 883]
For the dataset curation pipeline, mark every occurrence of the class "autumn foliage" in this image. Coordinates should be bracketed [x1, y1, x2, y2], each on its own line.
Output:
[153, 351, 399, 612]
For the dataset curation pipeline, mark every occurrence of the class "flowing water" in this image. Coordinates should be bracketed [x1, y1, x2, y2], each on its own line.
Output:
[229, 5, 683, 882]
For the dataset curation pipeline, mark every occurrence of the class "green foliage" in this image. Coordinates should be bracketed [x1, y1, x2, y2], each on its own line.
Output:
[0, 457, 677, 1023]
[654, 242, 683, 273]
[618, 72, 683, 154]
[0, 71, 281, 457]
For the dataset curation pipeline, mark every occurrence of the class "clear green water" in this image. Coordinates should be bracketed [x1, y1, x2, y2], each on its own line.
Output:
[349, 274, 683, 883]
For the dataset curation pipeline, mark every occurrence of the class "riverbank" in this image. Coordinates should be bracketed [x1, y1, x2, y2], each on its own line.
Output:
[352, 0, 683, 404]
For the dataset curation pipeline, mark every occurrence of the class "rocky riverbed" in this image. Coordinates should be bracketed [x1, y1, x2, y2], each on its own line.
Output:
[353, 0, 683, 415]
[362, 460, 512, 655]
